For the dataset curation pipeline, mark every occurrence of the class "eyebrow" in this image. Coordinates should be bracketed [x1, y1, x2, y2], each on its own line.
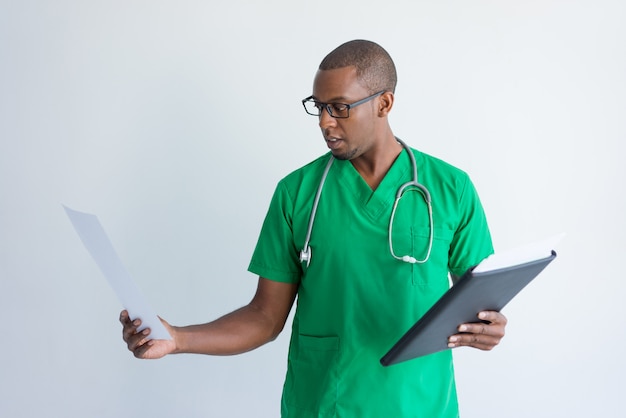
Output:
[311, 95, 350, 103]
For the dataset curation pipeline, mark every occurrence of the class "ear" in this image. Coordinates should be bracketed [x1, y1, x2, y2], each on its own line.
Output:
[377, 91, 394, 117]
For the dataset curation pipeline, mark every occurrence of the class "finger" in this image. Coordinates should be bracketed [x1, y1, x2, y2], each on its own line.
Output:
[126, 327, 152, 351]
[457, 312, 507, 337]
[448, 333, 502, 351]
[457, 322, 503, 337]
[478, 311, 507, 325]
[119, 310, 130, 325]
[122, 318, 143, 342]
[132, 339, 155, 359]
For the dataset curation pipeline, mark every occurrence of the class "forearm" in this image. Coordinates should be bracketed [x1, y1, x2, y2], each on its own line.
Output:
[171, 303, 283, 356]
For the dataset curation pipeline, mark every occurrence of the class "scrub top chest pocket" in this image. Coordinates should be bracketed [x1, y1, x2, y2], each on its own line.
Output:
[389, 189, 453, 288]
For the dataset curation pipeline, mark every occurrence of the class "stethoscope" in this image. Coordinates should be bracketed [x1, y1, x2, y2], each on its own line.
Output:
[299, 138, 434, 267]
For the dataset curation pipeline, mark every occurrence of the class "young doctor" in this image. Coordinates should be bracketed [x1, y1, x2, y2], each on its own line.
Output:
[120, 39, 507, 417]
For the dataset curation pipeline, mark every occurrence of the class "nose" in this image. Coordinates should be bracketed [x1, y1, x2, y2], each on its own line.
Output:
[318, 106, 337, 130]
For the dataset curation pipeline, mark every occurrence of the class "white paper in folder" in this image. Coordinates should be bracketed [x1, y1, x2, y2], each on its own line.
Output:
[473, 233, 566, 273]
[64, 205, 172, 340]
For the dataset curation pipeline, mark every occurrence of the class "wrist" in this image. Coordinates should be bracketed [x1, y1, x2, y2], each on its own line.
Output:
[169, 325, 185, 354]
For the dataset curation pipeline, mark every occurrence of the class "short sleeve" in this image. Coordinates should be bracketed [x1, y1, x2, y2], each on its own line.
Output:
[247, 181, 302, 283]
[448, 175, 494, 277]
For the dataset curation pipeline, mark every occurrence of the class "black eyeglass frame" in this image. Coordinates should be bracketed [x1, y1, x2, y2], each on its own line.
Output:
[301, 90, 386, 119]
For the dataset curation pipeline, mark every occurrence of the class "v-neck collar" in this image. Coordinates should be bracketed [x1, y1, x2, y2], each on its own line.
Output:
[333, 148, 416, 219]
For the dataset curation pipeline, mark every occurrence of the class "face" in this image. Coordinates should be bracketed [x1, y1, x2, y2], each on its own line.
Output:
[311, 66, 381, 161]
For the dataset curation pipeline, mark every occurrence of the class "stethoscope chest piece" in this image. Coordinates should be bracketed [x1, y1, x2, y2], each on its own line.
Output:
[299, 246, 311, 267]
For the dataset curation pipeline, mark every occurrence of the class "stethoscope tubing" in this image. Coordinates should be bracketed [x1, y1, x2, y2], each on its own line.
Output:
[299, 138, 434, 267]
[299, 155, 335, 267]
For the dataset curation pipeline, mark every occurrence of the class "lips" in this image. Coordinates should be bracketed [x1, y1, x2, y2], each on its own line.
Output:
[325, 137, 343, 150]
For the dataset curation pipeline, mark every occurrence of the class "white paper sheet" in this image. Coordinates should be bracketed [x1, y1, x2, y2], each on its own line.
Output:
[473, 233, 565, 273]
[64, 205, 172, 340]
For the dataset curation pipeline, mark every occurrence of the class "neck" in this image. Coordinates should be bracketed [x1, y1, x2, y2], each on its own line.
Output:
[351, 134, 403, 191]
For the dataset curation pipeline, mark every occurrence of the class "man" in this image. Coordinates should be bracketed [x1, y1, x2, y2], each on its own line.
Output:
[121, 39, 507, 417]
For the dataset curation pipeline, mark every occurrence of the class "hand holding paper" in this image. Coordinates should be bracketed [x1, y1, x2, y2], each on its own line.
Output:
[64, 206, 172, 341]
[119, 310, 177, 358]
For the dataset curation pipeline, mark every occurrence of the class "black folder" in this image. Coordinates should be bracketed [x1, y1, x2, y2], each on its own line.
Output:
[380, 250, 557, 366]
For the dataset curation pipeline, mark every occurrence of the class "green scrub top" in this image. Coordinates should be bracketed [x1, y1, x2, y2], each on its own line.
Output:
[249, 147, 493, 418]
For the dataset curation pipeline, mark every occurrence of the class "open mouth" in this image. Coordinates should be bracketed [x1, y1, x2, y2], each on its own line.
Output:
[326, 137, 343, 150]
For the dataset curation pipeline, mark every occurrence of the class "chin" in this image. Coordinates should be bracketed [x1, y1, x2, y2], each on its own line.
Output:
[332, 148, 358, 161]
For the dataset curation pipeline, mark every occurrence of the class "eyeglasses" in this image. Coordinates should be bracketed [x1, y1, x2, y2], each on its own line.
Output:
[301, 90, 385, 119]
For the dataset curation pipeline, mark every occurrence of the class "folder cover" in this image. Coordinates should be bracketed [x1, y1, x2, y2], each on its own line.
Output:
[380, 250, 557, 366]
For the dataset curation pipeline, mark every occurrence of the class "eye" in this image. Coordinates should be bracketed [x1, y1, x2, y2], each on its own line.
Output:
[330, 103, 348, 114]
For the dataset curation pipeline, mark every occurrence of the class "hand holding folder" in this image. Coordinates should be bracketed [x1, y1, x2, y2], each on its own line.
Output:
[380, 234, 563, 366]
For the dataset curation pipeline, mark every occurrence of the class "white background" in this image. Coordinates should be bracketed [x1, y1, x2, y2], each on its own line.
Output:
[1, 1, 624, 417]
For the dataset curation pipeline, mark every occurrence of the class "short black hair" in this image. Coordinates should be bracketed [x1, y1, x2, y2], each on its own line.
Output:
[319, 40, 397, 93]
